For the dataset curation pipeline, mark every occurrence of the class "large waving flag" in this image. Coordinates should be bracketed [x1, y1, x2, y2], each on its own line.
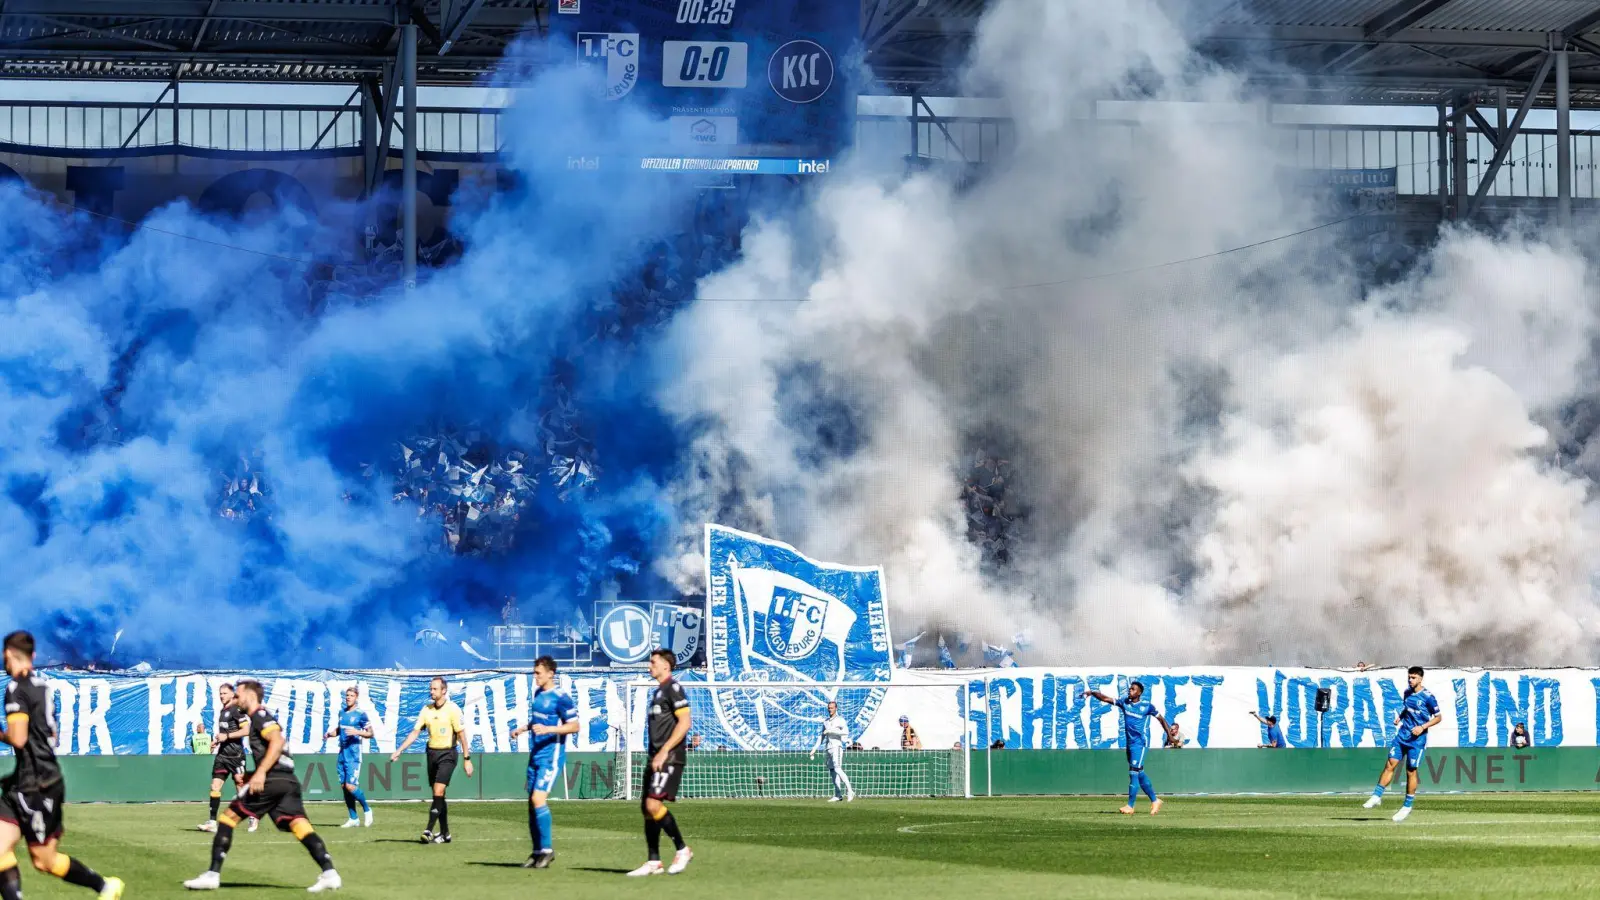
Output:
[703, 524, 893, 751]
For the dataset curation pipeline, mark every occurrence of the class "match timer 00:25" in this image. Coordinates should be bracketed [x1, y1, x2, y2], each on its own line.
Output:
[661, 40, 749, 88]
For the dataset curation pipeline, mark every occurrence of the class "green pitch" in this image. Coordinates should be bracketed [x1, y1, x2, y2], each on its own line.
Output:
[16, 795, 1600, 899]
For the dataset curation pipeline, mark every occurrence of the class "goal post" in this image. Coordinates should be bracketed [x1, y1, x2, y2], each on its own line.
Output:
[611, 679, 972, 800]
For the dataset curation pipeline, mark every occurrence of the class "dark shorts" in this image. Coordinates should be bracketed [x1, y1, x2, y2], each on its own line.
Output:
[212, 756, 246, 782]
[643, 759, 685, 804]
[427, 748, 458, 787]
[0, 781, 66, 846]
[229, 774, 307, 829]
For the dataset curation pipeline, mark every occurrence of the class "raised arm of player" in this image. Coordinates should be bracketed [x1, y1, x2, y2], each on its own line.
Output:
[651, 707, 691, 772]
[249, 720, 288, 793]
[390, 719, 424, 760]
[1084, 688, 1115, 705]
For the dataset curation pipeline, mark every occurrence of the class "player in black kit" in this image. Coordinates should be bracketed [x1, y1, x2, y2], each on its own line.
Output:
[626, 649, 693, 877]
[199, 682, 257, 833]
[0, 631, 124, 900]
[183, 679, 342, 893]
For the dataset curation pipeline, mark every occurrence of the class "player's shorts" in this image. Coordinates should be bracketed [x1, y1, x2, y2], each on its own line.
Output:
[1125, 741, 1149, 771]
[0, 781, 66, 846]
[643, 758, 685, 804]
[526, 749, 564, 795]
[228, 773, 308, 829]
[336, 752, 362, 787]
[426, 748, 458, 787]
[212, 755, 246, 782]
[1388, 738, 1426, 771]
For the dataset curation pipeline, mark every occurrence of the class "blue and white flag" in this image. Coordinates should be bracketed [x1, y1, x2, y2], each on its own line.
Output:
[984, 642, 1017, 669]
[938, 636, 957, 669]
[898, 631, 924, 669]
[704, 524, 893, 751]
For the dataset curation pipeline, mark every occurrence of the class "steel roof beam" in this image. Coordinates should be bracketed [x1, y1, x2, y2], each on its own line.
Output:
[188, 0, 218, 49]
[1563, 7, 1600, 40]
[438, 0, 487, 55]
[1467, 50, 1554, 220]
[1323, 0, 1461, 73]
[2, 2, 540, 28]
[409, 5, 445, 51]
[1464, 105, 1499, 146]
[865, 0, 928, 55]
[14, 13, 179, 50]
[1204, 25, 1555, 48]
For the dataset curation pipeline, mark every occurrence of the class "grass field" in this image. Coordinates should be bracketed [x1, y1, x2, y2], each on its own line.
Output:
[14, 795, 1600, 899]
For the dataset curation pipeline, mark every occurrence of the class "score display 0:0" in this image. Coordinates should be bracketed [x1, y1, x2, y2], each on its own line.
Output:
[677, 0, 735, 26]
[661, 41, 748, 88]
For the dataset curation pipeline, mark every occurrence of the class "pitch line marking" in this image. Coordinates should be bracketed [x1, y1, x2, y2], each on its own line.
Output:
[895, 815, 1596, 835]
[897, 822, 966, 834]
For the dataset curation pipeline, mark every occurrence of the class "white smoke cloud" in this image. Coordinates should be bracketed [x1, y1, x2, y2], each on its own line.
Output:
[655, 0, 1600, 666]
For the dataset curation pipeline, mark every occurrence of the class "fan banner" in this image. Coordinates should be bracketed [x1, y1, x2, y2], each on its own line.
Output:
[0, 666, 1582, 755]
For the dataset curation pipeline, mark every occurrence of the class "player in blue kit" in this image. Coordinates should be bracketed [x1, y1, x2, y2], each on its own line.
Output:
[1363, 666, 1441, 822]
[508, 656, 579, 869]
[324, 687, 374, 828]
[1086, 680, 1170, 815]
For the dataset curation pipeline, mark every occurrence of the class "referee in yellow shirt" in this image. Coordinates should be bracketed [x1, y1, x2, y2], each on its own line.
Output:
[390, 677, 473, 844]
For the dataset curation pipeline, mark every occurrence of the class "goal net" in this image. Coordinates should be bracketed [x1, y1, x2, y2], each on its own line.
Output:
[609, 680, 970, 800]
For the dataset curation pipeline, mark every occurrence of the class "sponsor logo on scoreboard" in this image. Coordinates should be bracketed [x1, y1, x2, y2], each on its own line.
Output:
[669, 115, 739, 146]
[768, 40, 834, 104]
[577, 32, 639, 100]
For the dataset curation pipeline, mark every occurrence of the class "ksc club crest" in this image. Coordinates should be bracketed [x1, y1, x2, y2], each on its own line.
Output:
[703, 525, 892, 752]
[576, 32, 638, 100]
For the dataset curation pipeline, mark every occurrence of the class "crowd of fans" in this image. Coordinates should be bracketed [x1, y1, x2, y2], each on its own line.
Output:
[378, 427, 540, 554]
[962, 449, 1021, 566]
[215, 451, 270, 521]
[206, 193, 749, 554]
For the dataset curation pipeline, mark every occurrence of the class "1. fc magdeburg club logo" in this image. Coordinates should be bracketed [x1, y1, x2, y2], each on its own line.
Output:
[704, 525, 892, 752]
[576, 32, 638, 100]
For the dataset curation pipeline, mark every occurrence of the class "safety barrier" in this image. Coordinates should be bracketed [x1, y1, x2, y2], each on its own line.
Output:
[969, 747, 1595, 795]
[51, 747, 1600, 802]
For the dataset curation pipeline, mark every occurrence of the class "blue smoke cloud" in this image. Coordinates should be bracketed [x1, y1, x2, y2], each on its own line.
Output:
[0, 49, 757, 669]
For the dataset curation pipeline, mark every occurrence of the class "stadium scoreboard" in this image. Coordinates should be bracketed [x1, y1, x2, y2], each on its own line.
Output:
[549, 0, 857, 175]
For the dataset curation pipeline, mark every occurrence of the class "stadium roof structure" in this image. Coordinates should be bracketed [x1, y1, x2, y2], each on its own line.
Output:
[1186, 0, 1600, 109]
[0, 0, 988, 89]
[11, 1, 1600, 104]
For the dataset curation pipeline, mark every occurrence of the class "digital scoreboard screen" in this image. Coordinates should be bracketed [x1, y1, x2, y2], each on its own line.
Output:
[548, 0, 857, 175]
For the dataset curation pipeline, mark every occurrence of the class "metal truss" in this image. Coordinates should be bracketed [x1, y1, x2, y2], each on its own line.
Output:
[0, 0, 542, 83]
